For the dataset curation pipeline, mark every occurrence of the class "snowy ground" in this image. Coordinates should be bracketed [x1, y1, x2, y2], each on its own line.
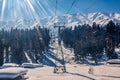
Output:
[1, 39, 120, 80]
[25, 63, 120, 80]
[25, 44, 120, 80]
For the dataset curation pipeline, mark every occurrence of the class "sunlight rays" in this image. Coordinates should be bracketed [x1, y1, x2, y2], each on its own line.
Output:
[26, 0, 35, 12]
[26, 0, 40, 20]
[1, 0, 6, 20]
[0, 0, 57, 20]
[35, 0, 48, 17]
[41, 0, 55, 16]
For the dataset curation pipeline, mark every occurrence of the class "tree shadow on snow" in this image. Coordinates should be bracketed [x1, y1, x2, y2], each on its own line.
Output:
[47, 50, 65, 64]
[66, 72, 95, 80]
[94, 74, 120, 79]
[42, 54, 56, 67]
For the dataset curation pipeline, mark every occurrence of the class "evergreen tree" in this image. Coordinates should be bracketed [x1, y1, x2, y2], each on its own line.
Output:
[105, 20, 118, 59]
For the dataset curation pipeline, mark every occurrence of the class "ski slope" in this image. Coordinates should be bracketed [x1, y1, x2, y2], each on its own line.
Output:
[25, 39, 120, 80]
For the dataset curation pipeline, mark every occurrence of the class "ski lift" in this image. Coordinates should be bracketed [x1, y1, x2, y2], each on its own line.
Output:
[53, 22, 66, 73]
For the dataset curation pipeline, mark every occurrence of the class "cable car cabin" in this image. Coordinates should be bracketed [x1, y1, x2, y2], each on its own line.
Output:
[0, 67, 28, 80]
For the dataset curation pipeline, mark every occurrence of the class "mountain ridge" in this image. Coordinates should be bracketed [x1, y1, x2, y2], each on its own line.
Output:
[0, 12, 120, 30]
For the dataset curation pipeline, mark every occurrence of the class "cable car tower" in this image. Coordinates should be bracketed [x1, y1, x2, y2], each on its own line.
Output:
[53, 22, 66, 73]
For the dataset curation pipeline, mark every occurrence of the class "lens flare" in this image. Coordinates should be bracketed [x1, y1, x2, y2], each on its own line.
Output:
[1, 0, 6, 20]
[35, 0, 48, 17]
[0, 0, 58, 20]
[26, 0, 35, 12]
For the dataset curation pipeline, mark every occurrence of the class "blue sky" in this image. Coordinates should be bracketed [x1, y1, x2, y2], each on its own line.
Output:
[56, 0, 120, 14]
[0, 0, 120, 20]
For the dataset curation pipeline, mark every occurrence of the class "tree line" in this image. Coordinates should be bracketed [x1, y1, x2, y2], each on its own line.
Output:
[0, 27, 50, 66]
[60, 20, 120, 64]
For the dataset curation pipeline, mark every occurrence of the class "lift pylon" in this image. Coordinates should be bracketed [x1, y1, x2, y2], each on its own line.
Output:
[53, 22, 66, 73]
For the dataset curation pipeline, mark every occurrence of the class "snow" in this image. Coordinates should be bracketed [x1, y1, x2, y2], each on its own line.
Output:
[25, 63, 120, 80]
[41, 12, 120, 28]
[2, 63, 19, 68]
[24, 51, 32, 63]
[0, 18, 120, 80]
[114, 13, 120, 20]
[1, 12, 120, 30]
[40, 12, 120, 28]
[25, 44, 120, 80]
[24, 43, 120, 80]
[21, 63, 43, 68]
[0, 67, 28, 79]
[0, 41, 120, 80]
[115, 48, 120, 53]
[107, 59, 120, 64]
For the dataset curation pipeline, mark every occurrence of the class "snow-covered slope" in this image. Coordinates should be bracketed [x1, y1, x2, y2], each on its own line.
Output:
[0, 12, 120, 30]
[40, 12, 120, 28]
[0, 19, 41, 30]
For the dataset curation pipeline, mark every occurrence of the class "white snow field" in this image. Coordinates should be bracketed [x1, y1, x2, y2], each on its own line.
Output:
[2, 63, 19, 68]
[1, 38, 120, 80]
[21, 63, 43, 68]
[24, 46, 120, 80]
[1, 44, 120, 80]
[25, 63, 120, 80]
[0, 67, 28, 79]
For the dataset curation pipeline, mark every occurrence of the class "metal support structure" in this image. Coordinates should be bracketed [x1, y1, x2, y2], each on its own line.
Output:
[53, 22, 66, 73]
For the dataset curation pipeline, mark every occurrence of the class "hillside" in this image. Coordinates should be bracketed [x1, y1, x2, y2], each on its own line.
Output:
[0, 12, 120, 30]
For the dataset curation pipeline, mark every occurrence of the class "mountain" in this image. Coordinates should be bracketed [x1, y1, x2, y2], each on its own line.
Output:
[0, 19, 40, 30]
[40, 12, 120, 28]
[0, 12, 120, 30]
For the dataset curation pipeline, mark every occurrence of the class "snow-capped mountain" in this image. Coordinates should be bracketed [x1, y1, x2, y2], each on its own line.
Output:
[0, 12, 120, 30]
[40, 12, 120, 28]
[0, 19, 41, 30]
